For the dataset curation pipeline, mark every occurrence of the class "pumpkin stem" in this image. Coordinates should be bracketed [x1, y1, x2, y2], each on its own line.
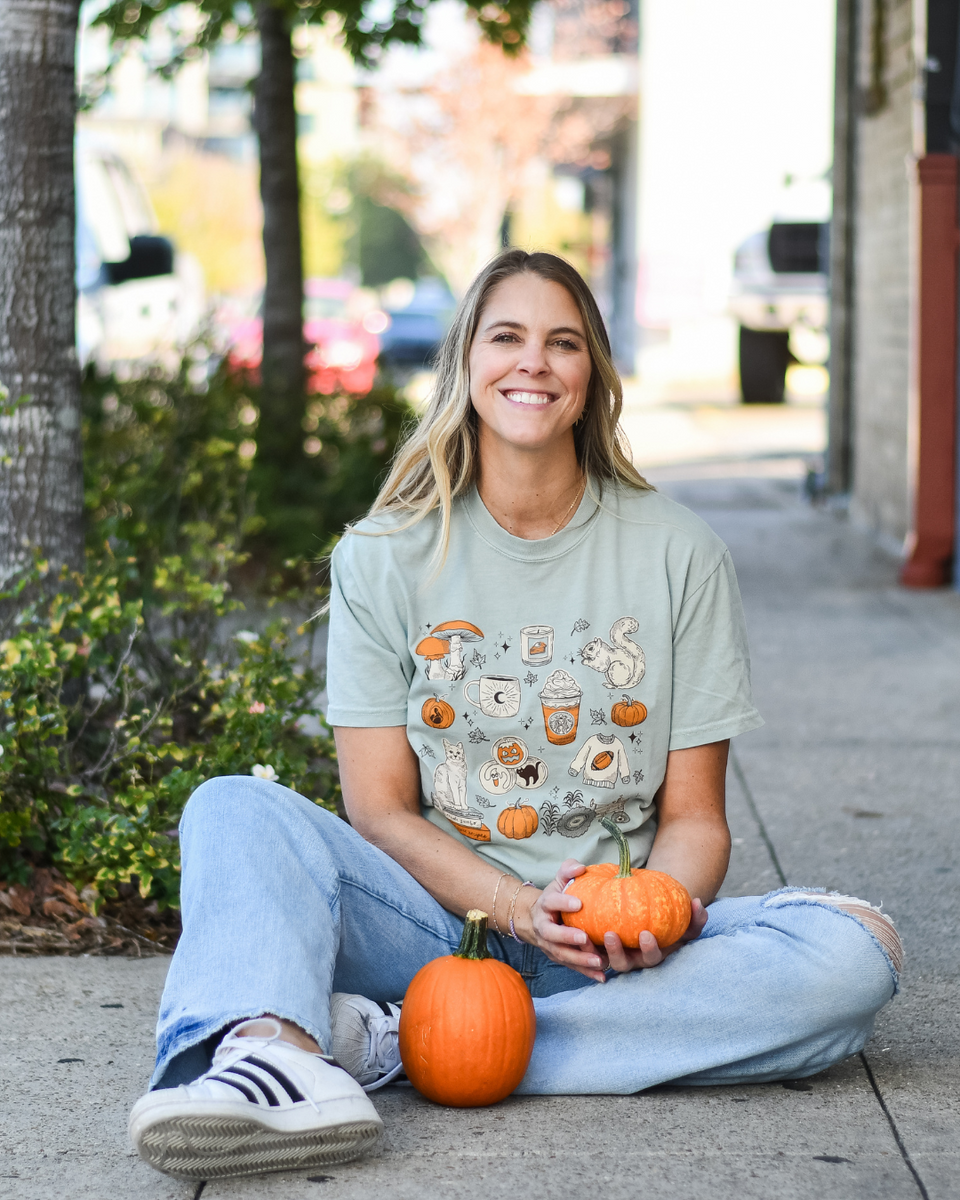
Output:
[600, 817, 633, 877]
[455, 909, 492, 960]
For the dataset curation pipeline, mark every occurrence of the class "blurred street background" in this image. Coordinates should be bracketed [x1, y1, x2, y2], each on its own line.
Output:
[72, 0, 836, 490]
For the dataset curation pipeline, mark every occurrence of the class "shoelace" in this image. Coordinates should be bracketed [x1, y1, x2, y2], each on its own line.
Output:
[366, 1011, 400, 1076]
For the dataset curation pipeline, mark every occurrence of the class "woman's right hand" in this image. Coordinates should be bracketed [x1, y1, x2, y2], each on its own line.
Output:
[523, 858, 609, 984]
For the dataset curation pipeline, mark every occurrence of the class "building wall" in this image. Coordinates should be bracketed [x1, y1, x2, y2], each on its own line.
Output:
[850, 0, 917, 543]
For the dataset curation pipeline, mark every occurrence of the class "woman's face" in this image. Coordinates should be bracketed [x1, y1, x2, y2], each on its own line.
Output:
[468, 273, 592, 456]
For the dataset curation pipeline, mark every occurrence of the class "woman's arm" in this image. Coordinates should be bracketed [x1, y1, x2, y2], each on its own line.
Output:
[531, 739, 731, 976]
[334, 726, 607, 981]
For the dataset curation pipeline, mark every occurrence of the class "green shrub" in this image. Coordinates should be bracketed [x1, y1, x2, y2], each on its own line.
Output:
[0, 354, 416, 906]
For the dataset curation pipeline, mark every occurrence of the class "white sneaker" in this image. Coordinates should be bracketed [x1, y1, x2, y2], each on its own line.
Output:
[129, 1019, 383, 1180]
[329, 994, 405, 1091]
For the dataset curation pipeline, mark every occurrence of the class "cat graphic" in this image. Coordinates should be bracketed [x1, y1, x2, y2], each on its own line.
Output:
[430, 738, 468, 812]
[579, 616, 646, 689]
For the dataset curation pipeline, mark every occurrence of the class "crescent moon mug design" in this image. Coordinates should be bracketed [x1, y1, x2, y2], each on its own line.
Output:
[464, 674, 521, 719]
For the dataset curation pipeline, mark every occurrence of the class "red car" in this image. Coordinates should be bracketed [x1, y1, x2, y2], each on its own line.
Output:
[223, 279, 386, 395]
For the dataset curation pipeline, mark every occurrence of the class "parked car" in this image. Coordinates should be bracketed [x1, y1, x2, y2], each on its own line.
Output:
[729, 179, 830, 403]
[223, 278, 385, 395]
[377, 278, 455, 369]
[76, 135, 204, 367]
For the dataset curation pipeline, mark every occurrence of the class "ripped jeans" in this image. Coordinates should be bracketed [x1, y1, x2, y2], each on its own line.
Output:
[151, 777, 901, 1094]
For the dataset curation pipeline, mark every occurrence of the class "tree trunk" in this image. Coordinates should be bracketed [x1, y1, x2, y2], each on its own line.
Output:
[0, 0, 84, 587]
[253, 3, 304, 401]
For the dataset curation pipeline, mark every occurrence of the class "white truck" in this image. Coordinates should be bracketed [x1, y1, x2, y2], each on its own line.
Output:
[76, 136, 204, 368]
[729, 180, 830, 404]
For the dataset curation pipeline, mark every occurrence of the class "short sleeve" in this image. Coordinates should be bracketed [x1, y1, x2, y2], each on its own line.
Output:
[668, 550, 764, 750]
[325, 540, 413, 727]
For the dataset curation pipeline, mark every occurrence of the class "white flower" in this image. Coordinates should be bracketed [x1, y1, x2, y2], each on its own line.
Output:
[251, 764, 278, 782]
[234, 630, 260, 645]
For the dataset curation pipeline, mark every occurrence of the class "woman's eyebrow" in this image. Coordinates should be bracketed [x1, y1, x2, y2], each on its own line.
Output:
[483, 319, 585, 338]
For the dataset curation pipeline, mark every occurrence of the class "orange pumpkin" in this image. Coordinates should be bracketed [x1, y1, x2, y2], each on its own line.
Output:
[611, 695, 647, 727]
[399, 910, 536, 1106]
[562, 818, 691, 948]
[422, 696, 455, 729]
[497, 800, 539, 840]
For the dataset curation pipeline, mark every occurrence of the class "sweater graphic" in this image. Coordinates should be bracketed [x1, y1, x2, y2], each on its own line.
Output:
[568, 733, 630, 790]
[579, 616, 645, 689]
[415, 620, 484, 681]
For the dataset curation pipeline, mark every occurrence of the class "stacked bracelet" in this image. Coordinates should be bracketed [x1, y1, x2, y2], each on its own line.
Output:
[508, 881, 535, 943]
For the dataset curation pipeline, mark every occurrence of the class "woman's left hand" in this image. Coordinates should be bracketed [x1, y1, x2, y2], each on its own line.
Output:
[600, 898, 708, 973]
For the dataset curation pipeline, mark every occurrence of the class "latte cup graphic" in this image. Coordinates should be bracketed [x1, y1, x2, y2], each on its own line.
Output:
[464, 674, 522, 719]
[520, 624, 554, 666]
[539, 669, 582, 746]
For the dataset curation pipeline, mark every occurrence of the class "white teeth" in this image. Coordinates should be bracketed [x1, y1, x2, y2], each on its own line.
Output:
[504, 391, 553, 405]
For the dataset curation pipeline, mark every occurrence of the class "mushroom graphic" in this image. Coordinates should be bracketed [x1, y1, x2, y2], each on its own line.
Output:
[430, 620, 484, 680]
[415, 636, 454, 681]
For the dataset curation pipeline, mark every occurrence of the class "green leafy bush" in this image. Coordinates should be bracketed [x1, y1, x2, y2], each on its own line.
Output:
[1, 355, 415, 907]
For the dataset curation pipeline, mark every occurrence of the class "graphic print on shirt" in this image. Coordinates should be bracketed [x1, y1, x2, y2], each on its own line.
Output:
[537, 791, 630, 838]
[429, 737, 491, 841]
[538, 668, 583, 746]
[568, 733, 631, 790]
[464, 674, 521, 718]
[415, 620, 484, 681]
[421, 696, 456, 729]
[519, 624, 554, 666]
[579, 616, 646, 689]
[496, 797, 540, 840]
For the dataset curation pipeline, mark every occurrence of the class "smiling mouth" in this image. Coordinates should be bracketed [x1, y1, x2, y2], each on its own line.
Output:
[502, 390, 556, 406]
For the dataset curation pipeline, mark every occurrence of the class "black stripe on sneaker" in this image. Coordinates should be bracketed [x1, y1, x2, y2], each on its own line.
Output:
[376, 1000, 394, 1017]
[208, 1074, 260, 1103]
[225, 1065, 280, 1106]
[246, 1055, 307, 1103]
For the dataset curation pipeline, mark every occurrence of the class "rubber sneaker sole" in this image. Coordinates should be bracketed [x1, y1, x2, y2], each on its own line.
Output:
[133, 1104, 382, 1180]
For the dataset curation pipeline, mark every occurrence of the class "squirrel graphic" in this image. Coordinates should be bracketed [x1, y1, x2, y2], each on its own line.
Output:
[579, 616, 646, 689]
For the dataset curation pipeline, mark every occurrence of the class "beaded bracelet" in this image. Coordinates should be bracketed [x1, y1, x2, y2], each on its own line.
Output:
[508, 880, 535, 943]
[490, 872, 511, 935]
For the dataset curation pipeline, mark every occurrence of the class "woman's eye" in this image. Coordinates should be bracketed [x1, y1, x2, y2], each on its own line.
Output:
[492, 332, 518, 343]
[554, 339, 581, 351]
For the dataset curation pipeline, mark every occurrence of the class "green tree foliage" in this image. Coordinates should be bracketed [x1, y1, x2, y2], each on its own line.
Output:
[0, 358, 416, 905]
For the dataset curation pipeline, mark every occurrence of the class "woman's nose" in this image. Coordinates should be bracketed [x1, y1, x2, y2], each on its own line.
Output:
[516, 341, 549, 374]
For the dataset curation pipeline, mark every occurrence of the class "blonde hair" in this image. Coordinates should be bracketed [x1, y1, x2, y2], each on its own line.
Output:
[360, 249, 651, 567]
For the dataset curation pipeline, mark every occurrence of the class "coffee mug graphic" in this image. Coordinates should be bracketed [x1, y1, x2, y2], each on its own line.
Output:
[464, 674, 522, 719]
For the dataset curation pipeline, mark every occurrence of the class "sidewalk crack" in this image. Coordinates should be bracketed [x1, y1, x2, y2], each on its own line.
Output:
[729, 749, 787, 885]
[860, 1052, 929, 1200]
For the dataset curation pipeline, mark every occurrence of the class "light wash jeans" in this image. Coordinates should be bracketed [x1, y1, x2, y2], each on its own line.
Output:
[152, 776, 899, 1094]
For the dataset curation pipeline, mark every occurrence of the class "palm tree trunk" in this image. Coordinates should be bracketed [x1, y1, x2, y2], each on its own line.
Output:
[253, 3, 305, 402]
[0, 0, 84, 586]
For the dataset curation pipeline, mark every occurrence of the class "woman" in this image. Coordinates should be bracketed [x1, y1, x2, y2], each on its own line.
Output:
[129, 251, 901, 1181]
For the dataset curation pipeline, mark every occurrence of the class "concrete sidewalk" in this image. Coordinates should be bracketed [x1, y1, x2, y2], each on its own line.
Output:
[3, 473, 958, 1200]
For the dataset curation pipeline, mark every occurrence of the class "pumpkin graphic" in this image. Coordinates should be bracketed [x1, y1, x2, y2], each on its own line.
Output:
[591, 750, 614, 771]
[422, 696, 455, 729]
[611, 695, 647, 727]
[495, 740, 525, 767]
[497, 800, 539, 840]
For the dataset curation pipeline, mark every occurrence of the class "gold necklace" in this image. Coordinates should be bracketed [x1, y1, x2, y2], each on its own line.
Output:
[550, 473, 586, 536]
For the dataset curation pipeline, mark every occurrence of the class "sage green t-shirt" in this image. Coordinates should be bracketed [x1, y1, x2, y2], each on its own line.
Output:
[326, 482, 763, 888]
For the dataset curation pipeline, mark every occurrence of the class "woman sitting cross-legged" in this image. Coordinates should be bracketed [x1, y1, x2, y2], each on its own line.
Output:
[129, 250, 902, 1181]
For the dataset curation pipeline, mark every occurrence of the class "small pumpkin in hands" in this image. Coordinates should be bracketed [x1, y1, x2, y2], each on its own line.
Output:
[611, 695, 647, 727]
[399, 910, 536, 1107]
[422, 696, 455, 729]
[562, 818, 692, 949]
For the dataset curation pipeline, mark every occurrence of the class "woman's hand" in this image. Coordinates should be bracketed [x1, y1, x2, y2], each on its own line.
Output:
[600, 899, 707, 973]
[522, 860, 708, 983]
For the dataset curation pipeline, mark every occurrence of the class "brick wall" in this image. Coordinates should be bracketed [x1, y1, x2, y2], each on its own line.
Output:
[850, 0, 916, 543]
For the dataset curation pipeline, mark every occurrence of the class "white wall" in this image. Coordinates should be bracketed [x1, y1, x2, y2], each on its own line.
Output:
[636, 0, 835, 396]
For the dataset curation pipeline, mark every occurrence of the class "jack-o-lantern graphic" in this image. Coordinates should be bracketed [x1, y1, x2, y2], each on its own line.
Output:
[421, 697, 455, 729]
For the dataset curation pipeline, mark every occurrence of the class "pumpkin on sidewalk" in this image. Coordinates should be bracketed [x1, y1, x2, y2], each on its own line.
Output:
[398, 909, 536, 1107]
[562, 818, 692, 949]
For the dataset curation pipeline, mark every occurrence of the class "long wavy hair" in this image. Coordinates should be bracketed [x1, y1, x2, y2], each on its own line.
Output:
[359, 249, 651, 568]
